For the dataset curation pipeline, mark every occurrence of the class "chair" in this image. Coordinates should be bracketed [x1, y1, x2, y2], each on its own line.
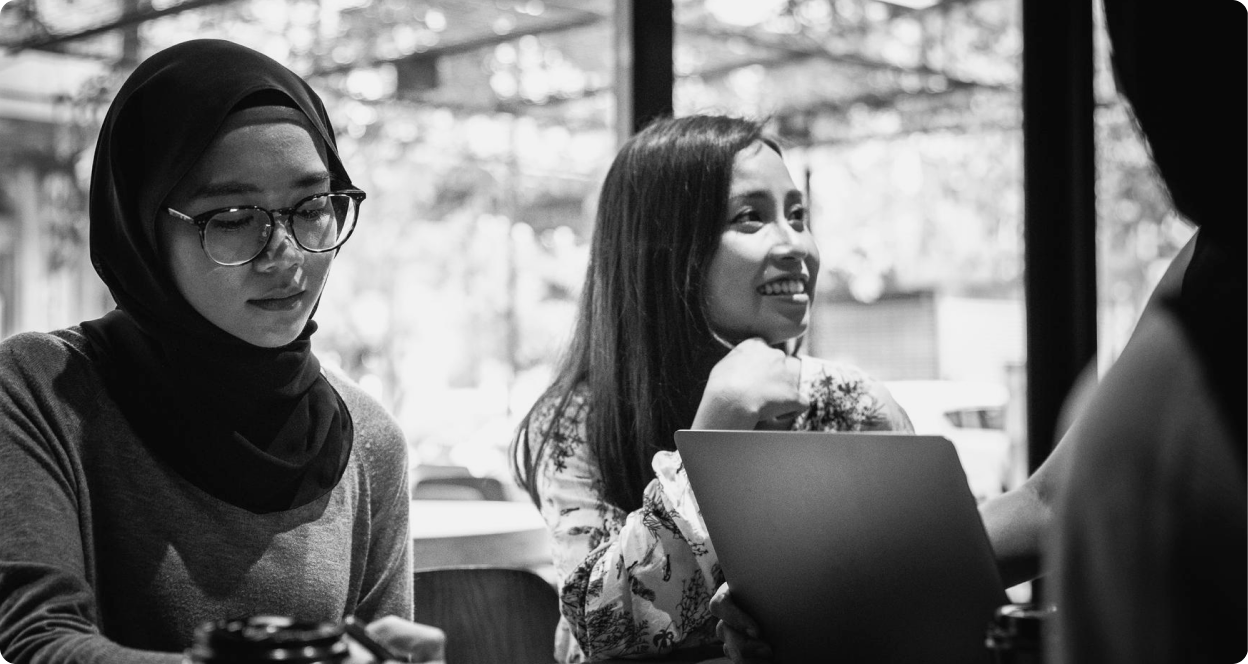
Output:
[411, 475, 508, 501]
[413, 566, 561, 664]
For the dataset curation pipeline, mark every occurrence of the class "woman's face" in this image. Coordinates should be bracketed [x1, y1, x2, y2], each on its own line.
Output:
[704, 141, 820, 346]
[158, 112, 335, 348]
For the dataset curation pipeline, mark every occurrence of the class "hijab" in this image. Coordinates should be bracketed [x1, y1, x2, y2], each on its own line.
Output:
[81, 39, 355, 514]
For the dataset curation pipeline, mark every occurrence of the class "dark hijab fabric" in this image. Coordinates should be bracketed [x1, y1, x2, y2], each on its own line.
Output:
[81, 39, 354, 513]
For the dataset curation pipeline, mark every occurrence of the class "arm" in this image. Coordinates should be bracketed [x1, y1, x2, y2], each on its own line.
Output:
[533, 393, 721, 660]
[350, 406, 413, 623]
[0, 335, 180, 664]
[329, 376, 445, 662]
[1050, 308, 1246, 663]
[979, 233, 1201, 588]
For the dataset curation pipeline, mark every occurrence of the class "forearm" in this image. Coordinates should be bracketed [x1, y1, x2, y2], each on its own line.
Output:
[556, 465, 720, 659]
[0, 565, 182, 664]
[979, 484, 1049, 588]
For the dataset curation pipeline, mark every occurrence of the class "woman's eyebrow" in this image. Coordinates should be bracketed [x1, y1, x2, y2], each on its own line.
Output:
[294, 170, 335, 189]
[188, 171, 334, 200]
[728, 189, 776, 203]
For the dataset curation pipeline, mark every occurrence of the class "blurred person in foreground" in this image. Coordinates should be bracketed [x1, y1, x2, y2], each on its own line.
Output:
[510, 115, 912, 662]
[0, 40, 443, 663]
[711, 1, 1245, 662]
[1040, 0, 1245, 660]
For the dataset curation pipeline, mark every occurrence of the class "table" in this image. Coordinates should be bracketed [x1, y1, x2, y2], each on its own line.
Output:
[409, 499, 552, 570]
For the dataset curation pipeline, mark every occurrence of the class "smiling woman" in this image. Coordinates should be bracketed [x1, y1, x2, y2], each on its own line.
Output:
[509, 115, 914, 662]
[0, 39, 443, 664]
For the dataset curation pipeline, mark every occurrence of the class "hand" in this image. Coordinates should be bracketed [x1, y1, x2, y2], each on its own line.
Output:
[694, 338, 804, 431]
[345, 615, 446, 663]
[710, 583, 773, 663]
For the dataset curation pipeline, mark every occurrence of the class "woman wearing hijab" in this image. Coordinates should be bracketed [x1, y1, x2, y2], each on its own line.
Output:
[0, 40, 443, 662]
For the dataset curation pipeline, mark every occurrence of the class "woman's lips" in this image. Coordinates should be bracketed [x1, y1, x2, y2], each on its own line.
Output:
[249, 291, 304, 311]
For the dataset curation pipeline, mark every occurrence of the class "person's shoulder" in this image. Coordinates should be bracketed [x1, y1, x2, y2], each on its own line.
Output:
[321, 362, 406, 464]
[528, 381, 591, 437]
[1069, 305, 1223, 467]
[0, 326, 100, 388]
[797, 356, 869, 380]
[795, 356, 883, 399]
[795, 356, 912, 432]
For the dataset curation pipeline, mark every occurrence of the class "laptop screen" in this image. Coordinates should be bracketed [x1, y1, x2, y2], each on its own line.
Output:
[676, 430, 1007, 664]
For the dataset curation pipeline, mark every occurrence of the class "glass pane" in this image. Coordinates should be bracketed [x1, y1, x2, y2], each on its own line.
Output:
[1091, 0, 1193, 372]
[675, 0, 1027, 510]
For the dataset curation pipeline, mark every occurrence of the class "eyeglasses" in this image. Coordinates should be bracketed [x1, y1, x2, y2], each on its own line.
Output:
[166, 190, 366, 267]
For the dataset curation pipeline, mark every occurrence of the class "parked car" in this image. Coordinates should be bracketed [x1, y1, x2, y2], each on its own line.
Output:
[884, 380, 1016, 502]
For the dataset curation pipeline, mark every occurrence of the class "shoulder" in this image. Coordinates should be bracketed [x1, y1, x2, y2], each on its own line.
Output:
[0, 327, 94, 370]
[0, 327, 103, 401]
[794, 357, 913, 432]
[1067, 307, 1225, 471]
[528, 381, 591, 439]
[322, 362, 407, 473]
[525, 381, 592, 471]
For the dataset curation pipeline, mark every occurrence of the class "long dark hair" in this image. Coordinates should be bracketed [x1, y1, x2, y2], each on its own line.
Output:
[512, 115, 778, 512]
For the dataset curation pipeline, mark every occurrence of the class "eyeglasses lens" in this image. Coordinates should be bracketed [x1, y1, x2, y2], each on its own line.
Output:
[204, 209, 270, 266]
[292, 195, 345, 249]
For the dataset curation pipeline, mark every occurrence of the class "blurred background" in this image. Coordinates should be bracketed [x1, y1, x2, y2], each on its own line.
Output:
[0, 0, 1186, 509]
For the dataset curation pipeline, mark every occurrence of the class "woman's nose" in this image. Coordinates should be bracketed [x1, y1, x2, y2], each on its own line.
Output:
[254, 220, 303, 270]
[770, 223, 810, 261]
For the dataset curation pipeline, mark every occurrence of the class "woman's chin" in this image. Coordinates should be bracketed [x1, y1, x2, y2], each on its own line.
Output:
[711, 324, 807, 349]
[764, 332, 805, 349]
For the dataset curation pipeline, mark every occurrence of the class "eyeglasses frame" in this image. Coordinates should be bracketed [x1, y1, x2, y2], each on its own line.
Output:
[166, 189, 367, 267]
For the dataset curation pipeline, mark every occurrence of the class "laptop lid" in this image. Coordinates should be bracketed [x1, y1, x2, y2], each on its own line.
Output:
[675, 430, 1008, 664]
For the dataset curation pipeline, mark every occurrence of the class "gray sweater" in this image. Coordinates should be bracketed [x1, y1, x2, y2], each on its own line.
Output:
[0, 327, 412, 664]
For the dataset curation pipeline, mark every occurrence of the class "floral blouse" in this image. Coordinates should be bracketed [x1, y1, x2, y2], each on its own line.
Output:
[528, 357, 915, 662]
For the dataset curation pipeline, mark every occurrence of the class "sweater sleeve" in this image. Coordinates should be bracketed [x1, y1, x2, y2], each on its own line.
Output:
[324, 369, 413, 624]
[530, 388, 721, 662]
[0, 333, 181, 664]
[352, 414, 413, 623]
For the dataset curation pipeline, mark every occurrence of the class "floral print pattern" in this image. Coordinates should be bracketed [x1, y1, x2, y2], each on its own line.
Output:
[530, 357, 913, 662]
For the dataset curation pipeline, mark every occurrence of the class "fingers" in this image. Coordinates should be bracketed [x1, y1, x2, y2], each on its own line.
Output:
[366, 615, 447, 663]
[710, 584, 774, 662]
[709, 584, 760, 638]
[716, 621, 775, 663]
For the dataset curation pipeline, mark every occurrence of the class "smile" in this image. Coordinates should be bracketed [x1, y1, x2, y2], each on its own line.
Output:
[757, 279, 807, 296]
[249, 291, 305, 311]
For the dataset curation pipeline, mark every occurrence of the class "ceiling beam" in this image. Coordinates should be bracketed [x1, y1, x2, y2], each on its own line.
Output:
[309, 9, 604, 77]
[681, 25, 1011, 93]
[3, 0, 240, 53]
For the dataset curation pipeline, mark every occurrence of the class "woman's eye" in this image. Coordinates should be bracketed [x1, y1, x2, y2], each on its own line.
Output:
[295, 207, 325, 221]
[788, 205, 808, 229]
[731, 208, 765, 230]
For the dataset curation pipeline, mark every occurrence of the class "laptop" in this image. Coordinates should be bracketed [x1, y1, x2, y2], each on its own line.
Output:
[675, 430, 1008, 664]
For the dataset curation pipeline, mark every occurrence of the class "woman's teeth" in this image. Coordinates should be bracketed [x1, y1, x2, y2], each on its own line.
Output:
[758, 279, 806, 296]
